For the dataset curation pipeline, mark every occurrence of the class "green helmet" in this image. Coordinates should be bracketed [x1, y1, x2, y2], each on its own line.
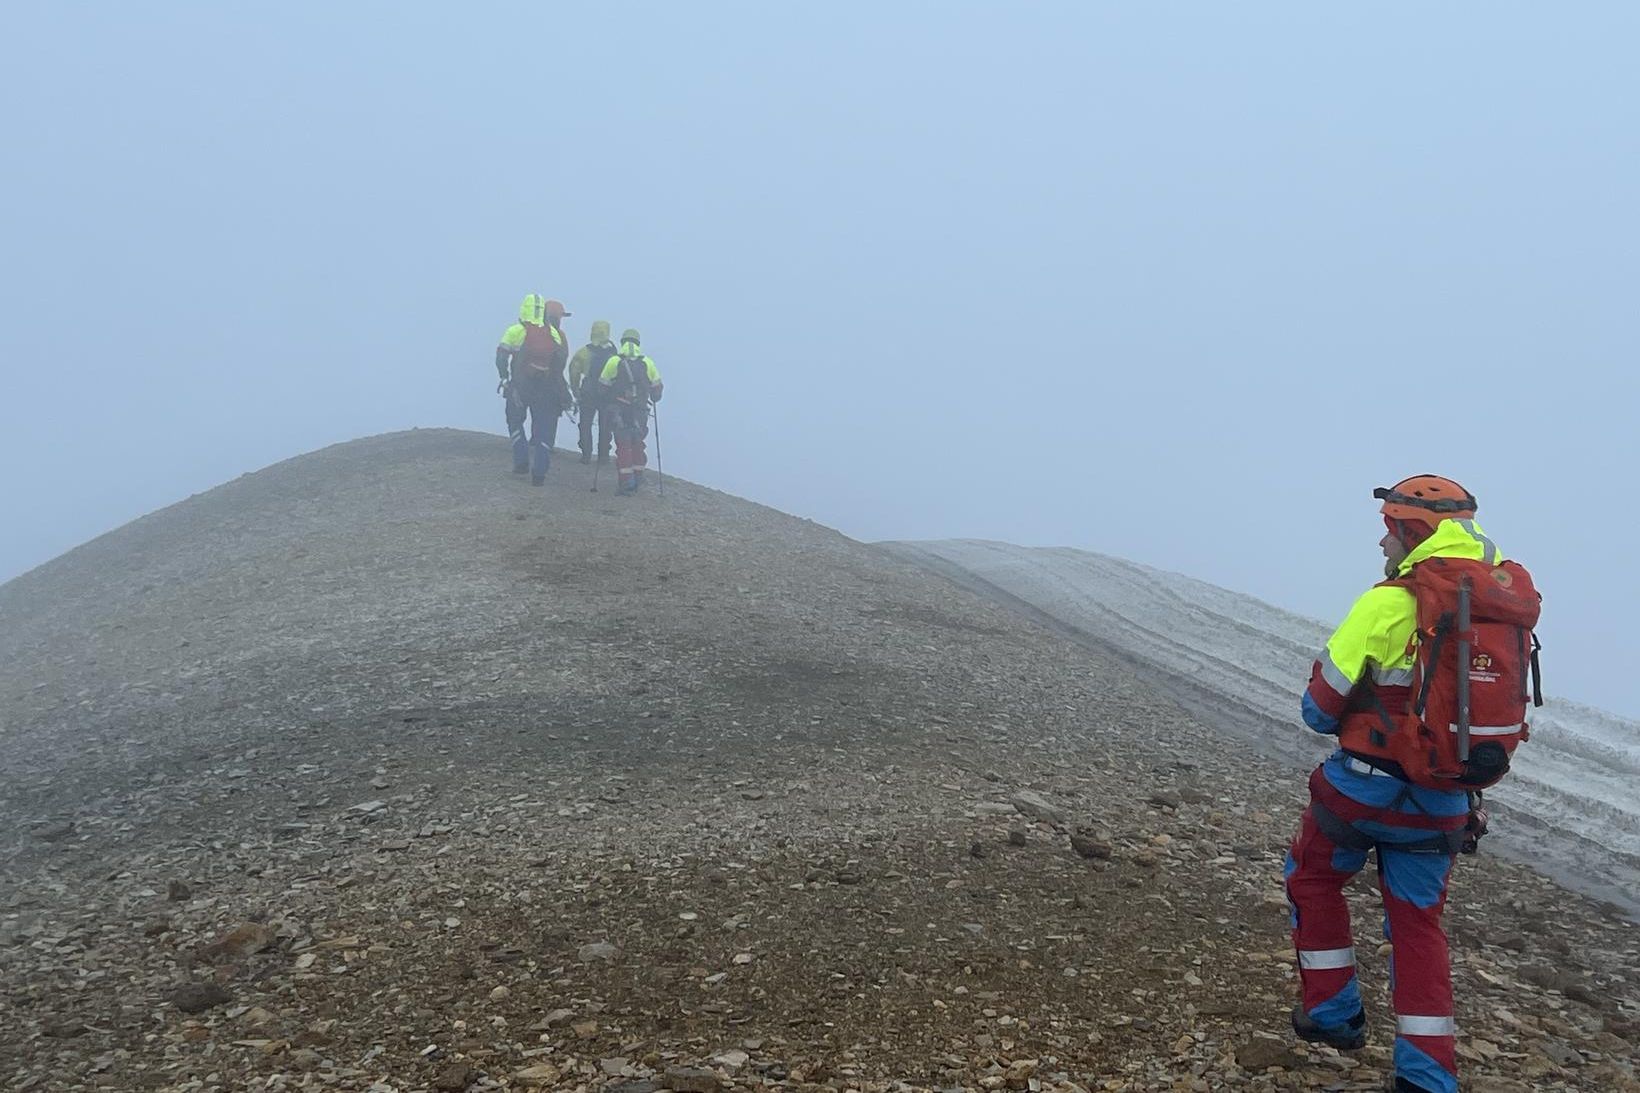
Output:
[620, 328, 641, 346]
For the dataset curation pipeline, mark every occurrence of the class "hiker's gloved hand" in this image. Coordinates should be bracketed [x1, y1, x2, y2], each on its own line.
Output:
[1460, 800, 1489, 854]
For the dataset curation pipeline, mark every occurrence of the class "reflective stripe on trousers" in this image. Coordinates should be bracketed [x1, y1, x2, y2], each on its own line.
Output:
[1298, 947, 1356, 970]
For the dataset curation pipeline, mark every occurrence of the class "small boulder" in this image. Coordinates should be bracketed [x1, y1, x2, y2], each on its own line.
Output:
[1070, 826, 1114, 860]
[663, 1066, 720, 1092]
[1009, 790, 1064, 826]
[433, 1061, 477, 1091]
[578, 940, 619, 963]
[197, 922, 276, 964]
[170, 982, 233, 1014]
[42, 1019, 89, 1039]
[1236, 1036, 1296, 1072]
[513, 1062, 562, 1085]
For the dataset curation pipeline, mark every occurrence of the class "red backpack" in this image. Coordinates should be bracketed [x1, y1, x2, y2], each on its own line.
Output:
[516, 323, 566, 373]
[1385, 556, 1543, 790]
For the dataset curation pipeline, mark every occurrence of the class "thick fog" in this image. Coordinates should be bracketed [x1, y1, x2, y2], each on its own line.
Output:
[2, 4, 1635, 714]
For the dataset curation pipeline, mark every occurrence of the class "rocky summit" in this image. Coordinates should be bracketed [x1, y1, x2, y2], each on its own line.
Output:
[1, 429, 1636, 1092]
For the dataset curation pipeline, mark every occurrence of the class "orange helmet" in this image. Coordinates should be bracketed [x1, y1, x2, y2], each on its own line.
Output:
[1373, 475, 1477, 529]
[544, 299, 570, 321]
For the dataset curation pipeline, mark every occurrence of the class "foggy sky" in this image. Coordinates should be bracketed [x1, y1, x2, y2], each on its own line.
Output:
[3, 4, 1636, 714]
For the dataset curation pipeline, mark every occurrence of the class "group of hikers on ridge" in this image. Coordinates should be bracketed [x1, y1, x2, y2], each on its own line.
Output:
[492, 293, 663, 496]
[493, 282, 1545, 1093]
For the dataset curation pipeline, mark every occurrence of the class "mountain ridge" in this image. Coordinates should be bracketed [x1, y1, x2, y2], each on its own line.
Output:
[2, 430, 1635, 1091]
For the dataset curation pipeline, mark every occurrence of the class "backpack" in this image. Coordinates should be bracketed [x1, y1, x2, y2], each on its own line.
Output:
[1384, 556, 1543, 790]
[516, 324, 565, 373]
[607, 354, 651, 404]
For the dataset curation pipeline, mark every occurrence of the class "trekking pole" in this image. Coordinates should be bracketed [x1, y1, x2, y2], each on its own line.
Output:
[651, 401, 664, 496]
[590, 450, 602, 493]
[1455, 577, 1473, 764]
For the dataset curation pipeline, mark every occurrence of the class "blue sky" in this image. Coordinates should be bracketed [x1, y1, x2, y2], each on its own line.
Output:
[2, 3, 1636, 713]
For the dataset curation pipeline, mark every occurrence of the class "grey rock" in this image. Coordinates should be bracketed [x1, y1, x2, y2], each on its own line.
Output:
[169, 981, 233, 1014]
[1538, 1039, 1584, 1067]
[1009, 789, 1064, 826]
[578, 940, 619, 963]
[1070, 827, 1113, 860]
[433, 1061, 477, 1090]
[288, 1048, 324, 1071]
[662, 1066, 720, 1092]
[42, 1019, 89, 1038]
[33, 820, 75, 842]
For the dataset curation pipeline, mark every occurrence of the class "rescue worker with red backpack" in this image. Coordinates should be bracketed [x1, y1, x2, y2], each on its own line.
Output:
[1285, 475, 1542, 1093]
[495, 295, 572, 485]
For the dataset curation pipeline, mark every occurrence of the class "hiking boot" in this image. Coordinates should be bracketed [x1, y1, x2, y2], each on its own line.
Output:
[530, 474, 545, 487]
[1291, 1005, 1365, 1051]
[597, 453, 609, 465]
[579, 452, 591, 464]
[512, 465, 529, 475]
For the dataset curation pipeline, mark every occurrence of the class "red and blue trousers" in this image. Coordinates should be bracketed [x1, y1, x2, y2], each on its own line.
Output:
[1284, 754, 1469, 1093]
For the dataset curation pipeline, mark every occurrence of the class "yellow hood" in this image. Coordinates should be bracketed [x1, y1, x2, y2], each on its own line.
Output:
[1397, 518, 1505, 574]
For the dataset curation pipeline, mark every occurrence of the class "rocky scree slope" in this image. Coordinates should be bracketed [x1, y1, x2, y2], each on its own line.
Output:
[884, 540, 1640, 915]
[0, 429, 1635, 1093]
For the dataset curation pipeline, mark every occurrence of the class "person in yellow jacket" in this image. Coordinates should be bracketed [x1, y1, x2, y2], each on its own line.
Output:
[1287, 475, 1500, 1093]
[494, 295, 571, 484]
[567, 319, 616, 465]
[596, 329, 663, 495]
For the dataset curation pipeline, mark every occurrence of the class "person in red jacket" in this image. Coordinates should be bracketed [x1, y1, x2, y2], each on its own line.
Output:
[495, 295, 571, 484]
[1285, 475, 1503, 1093]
